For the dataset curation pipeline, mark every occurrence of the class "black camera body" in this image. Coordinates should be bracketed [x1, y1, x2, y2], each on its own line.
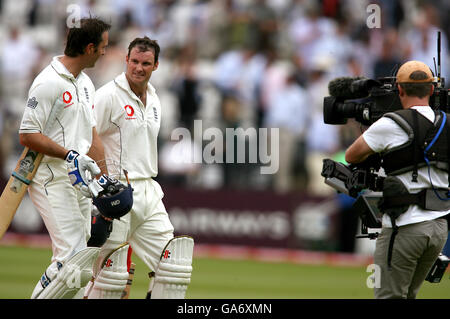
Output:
[324, 77, 401, 126]
[321, 156, 383, 239]
[323, 76, 450, 126]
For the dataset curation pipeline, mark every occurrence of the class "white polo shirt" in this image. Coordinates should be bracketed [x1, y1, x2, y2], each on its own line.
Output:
[93, 72, 161, 180]
[19, 56, 96, 163]
[363, 106, 450, 227]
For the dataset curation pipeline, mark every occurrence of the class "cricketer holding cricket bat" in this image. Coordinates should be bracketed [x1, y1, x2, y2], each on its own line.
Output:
[18, 18, 111, 299]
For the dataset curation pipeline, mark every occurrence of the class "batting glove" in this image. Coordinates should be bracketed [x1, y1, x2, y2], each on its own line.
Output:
[88, 174, 123, 198]
[65, 150, 101, 197]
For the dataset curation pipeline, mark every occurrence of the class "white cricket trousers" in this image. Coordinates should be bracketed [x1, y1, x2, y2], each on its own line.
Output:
[28, 160, 92, 278]
[96, 178, 174, 273]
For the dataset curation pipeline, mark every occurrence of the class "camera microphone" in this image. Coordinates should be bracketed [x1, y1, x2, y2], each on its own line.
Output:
[328, 76, 368, 99]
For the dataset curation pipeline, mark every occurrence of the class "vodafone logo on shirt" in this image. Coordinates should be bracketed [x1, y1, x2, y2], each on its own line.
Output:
[63, 91, 72, 103]
[124, 105, 136, 120]
[63, 91, 74, 108]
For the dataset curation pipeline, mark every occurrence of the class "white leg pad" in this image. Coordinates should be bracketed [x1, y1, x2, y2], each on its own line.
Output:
[36, 247, 100, 299]
[86, 243, 129, 299]
[151, 236, 194, 299]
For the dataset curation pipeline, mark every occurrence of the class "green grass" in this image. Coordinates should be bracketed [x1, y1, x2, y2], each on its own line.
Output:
[0, 245, 449, 299]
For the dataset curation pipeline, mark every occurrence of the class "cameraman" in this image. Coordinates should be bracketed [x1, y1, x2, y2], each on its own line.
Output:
[345, 60, 449, 299]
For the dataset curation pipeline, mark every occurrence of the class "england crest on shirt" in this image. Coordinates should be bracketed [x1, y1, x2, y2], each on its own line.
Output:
[27, 97, 38, 109]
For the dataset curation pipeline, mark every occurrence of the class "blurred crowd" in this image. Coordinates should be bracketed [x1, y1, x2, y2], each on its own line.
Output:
[0, 0, 449, 195]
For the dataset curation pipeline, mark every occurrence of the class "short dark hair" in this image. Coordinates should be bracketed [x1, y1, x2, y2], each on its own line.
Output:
[398, 70, 433, 98]
[399, 82, 433, 98]
[127, 37, 160, 63]
[64, 18, 111, 57]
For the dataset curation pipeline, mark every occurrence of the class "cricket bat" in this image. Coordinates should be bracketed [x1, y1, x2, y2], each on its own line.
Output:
[0, 99, 64, 240]
[0, 148, 44, 239]
[121, 262, 136, 299]
[121, 245, 135, 299]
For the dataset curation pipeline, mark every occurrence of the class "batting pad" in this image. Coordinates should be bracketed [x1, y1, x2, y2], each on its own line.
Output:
[151, 236, 194, 299]
[37, 247, 100, 299]
[85, 243, 130, 299]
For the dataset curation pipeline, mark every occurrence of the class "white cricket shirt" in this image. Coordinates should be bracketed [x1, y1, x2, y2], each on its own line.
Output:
[19, 56, 96, 162]
[363, 106, 450, 227]
[94, 72, 161, 180]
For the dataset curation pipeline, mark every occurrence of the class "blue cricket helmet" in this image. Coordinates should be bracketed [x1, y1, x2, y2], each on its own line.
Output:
[93, 182, 133, 219]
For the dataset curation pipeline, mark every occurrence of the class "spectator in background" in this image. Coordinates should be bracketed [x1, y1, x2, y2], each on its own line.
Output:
[145, 6, 176, 51]
[0, 26, 40, 115]
[214, 45, 267, 128]
[0, 25, 40, 170]
[264, 70, 310, 193]
[198, 0, 233, 58]
[220, 94, 249, 190]
[378, 0, 405, 29]
[258, 49, 285, 127]
[347, 26, 376, 80]
[168, 0, 209, 49]
[404, 3, 449, 83]
[290, 54, 309, 87]
[304, 55, 340, 195]
[245, 0, 279, 52]
[288, 2, 337, 70]
[373, 29, 402, 78]
[171, 44, 201, 130]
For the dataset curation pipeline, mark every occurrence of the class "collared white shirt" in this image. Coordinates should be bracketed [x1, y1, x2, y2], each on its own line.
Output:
[363, 106, 450, 227]
[94, 72, 161, 180]
[19, 56, 96, 162]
